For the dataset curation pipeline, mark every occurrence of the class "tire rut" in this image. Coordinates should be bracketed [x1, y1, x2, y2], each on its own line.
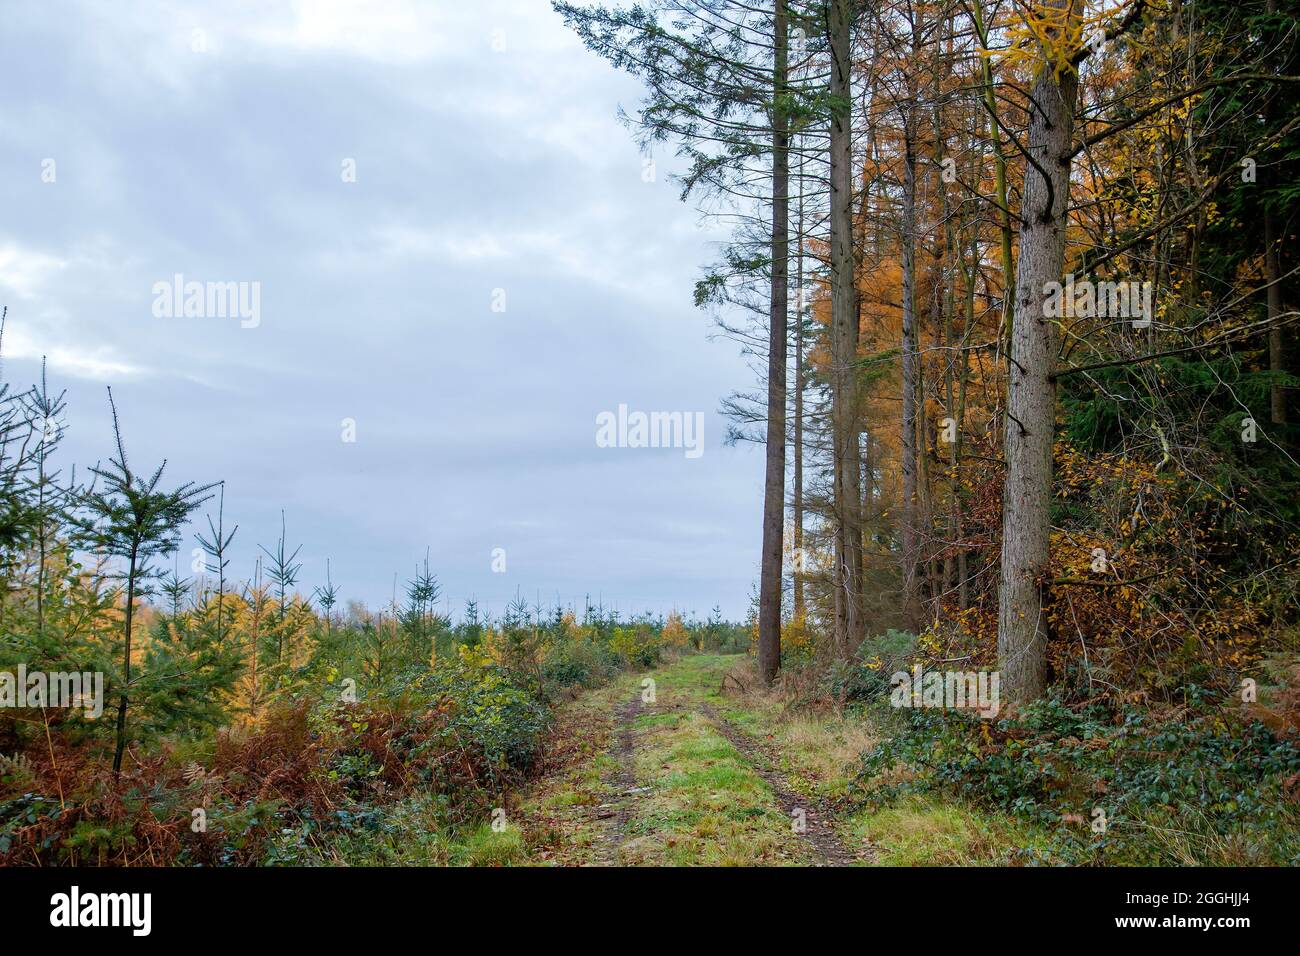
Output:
[700, 702, 866, 867]
[591, 693, 643, 865]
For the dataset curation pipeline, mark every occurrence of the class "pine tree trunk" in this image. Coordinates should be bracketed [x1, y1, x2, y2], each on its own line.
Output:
[900, 113, 922, 630]
[1267, 210, 1285, 425]
[828, 0, 862, 659]
[997, 0, 1081, 704]
[758, 0, 789, 684]
[1266, 0, 1288, 427]
[793, 131, 806, 622]
[112, 553, 137, 778]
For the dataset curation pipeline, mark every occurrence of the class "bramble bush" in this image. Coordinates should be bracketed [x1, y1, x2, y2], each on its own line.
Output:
[854, 683, 1300, 865]
[820, 630, 918, 703]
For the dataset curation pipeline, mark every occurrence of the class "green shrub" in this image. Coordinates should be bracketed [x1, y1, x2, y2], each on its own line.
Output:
[407, 652, 550, 786]
[610, 625, 661, 668]
[855, 688, 1300, 864]
[542, 639, 613, 689]
[823, 630, 917, 703]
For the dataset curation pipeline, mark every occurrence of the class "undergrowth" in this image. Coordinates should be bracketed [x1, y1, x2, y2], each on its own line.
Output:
[853, 684, 1300, 865]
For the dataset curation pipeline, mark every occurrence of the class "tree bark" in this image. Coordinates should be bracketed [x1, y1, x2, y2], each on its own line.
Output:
[1265, 0, 1288, 427]
[997, 0, 1082, 704]
[793, 123, 806, 622]
[828, 0, 862, 659]
[900, 105, 922, 630]
[112, 551, 137, 778]
[1267, 208, 1286, 426]
[758, 0, 789, 684]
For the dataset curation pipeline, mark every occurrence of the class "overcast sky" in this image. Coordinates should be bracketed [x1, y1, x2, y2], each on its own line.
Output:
[0, 0, 763, 621]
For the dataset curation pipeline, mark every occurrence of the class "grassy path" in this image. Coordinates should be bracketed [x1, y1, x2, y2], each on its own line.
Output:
[282, 653, 1037, 866]
[509, 653, 1039, 866]
[592, 695, 643, 864]
[517, 654, 875, 866]
[697, 700, 862, 865]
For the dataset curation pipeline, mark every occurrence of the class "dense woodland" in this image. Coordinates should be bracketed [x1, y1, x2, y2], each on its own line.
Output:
[3, 0, 1300, 867]
[556, 0, 1300, 698]
[551, 0, 1300, 862]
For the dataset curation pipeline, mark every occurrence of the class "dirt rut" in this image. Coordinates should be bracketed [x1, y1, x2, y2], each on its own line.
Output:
[591, 694, 643, 864]
[700, 702, 865, 867]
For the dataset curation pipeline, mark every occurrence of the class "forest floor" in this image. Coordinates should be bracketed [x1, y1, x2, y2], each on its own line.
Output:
[303, 652, 1299, 866]
[507, 654, 1034, 866]
[312, 653, 1038, 865]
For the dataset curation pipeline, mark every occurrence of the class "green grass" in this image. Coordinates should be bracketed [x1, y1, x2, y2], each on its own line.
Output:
[658, 654, 1038, 865]
[276, 794, 529, 867]
[624, 681, 811, 866]
[843, 794, 1047, 866]
[308, 653, 1040, 867]
[455, 822, 528, 866]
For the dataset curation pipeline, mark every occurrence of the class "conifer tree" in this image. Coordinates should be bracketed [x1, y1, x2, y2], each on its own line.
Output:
[71, 389, 218, 776]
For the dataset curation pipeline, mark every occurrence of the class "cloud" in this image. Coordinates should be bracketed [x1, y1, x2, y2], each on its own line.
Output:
[3, 332, 142, 382]
[0, 0, 762, 618]
[0, 242, 67, 299]
[241, 0, 450, 62]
